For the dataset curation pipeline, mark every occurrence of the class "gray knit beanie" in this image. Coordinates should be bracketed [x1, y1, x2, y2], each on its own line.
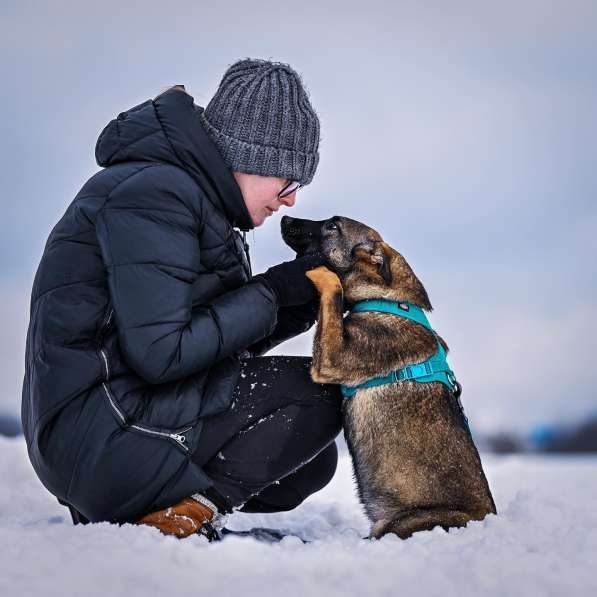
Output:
[200, 58, 320, 185]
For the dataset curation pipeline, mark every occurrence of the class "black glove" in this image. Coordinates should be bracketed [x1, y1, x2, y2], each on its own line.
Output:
[255, 253, 326, 307]
[287, 296, 320, 324]
[246, 298, 320, 357]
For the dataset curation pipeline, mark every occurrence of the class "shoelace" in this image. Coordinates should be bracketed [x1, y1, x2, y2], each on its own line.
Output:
[197, 520, 221, 542]
[190, 492, 228, 542]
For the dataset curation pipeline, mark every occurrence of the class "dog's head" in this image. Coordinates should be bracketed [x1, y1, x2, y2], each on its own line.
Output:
[281, 215, 432, 310]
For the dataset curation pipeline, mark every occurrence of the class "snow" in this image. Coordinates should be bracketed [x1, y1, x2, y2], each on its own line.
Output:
[1, 435, 596, 597]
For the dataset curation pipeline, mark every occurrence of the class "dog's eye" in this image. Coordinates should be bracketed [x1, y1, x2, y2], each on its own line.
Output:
[325, 222, 339, 231]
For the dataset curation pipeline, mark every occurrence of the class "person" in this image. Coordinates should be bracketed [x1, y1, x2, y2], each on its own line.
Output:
[21, 59, 342, 540]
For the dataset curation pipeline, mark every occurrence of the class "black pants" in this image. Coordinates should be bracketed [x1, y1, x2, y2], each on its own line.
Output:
[191, 356, 343, 513]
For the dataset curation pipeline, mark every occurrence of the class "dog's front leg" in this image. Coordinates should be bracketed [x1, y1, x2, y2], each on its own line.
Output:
[306, 266, 348, 384]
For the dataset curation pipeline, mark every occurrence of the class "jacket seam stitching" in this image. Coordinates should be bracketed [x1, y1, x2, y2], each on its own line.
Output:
[102, 163, 162, 206]
[30, 278, 105, 307]
[110, 129, 162, 162]
[65, 393, 104, 502]
[99, 205, 196, 216]
[152, 101, 186, 170]
[106, 262, 199, 275]
[152, 101, 211, 227]
[98, 164, 200, 227]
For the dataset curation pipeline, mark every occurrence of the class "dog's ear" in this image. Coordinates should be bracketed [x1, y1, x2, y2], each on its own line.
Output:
[371, 243, 392, 285]
[354, 241, 392, 285]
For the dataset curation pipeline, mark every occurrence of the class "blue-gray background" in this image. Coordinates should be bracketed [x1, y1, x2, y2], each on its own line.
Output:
[2, 0, 596, 435]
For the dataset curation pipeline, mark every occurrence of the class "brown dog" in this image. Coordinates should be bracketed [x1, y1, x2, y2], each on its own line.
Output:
[281, 215, 496, 540]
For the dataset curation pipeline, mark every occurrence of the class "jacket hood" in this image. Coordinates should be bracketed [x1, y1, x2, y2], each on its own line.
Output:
[95, 87, 254, 230]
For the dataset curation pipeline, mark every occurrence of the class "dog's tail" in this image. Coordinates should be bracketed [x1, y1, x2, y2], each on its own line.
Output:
[371, 507, 486, 540]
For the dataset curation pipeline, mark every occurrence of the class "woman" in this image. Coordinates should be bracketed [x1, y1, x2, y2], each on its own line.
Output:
[21, 59, 342, 540]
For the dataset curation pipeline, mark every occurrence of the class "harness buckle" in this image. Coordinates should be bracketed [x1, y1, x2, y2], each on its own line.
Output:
[412, 362, 431, 379]
[395, 361, 434, 382]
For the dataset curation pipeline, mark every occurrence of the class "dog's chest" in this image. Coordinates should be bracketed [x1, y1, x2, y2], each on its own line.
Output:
[343, 387, 403, 440]
[343, 384, 443, 446]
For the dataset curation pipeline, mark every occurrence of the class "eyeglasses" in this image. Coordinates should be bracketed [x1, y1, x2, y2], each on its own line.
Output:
[278, 180, 303, 199]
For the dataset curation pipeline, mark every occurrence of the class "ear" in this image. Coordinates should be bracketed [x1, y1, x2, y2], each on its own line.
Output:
[353, 242, 392, 285]
[371, 242, 392, 285]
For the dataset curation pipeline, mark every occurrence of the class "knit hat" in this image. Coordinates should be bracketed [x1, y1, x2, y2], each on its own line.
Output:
[200, 58, 320, 186]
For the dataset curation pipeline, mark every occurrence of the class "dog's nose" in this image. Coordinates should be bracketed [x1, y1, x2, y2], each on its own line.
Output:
[281, 215, 297, 234]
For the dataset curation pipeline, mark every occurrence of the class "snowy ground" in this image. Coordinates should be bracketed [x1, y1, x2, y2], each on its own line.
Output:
[1, 435, 596, 597]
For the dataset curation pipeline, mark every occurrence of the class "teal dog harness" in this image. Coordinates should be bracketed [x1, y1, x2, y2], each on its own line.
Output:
[340, 299, 461, 400]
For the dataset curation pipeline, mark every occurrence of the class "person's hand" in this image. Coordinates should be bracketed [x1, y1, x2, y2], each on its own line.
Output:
[254, 253, 326, 307]
[277, 296, 320, 331]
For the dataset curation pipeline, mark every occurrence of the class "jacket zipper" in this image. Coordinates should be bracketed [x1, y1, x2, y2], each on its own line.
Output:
[102, 381, 126, 424]
[100, 309, 114, 338]
[102, 382, 191, 451]
[97, 308, 114, 372]
[129, 423, 192, 451]
[98, 308, 191, 452]
[100, 348, 110, 379]
[241, 230, 252, 276]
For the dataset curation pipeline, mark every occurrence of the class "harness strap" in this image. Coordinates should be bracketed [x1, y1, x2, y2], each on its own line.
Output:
[352, 299, 431, 327]
[341, 299, 459, 399]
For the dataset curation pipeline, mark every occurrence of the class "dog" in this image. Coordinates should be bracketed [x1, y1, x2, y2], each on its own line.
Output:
[281, 215, 496, 540]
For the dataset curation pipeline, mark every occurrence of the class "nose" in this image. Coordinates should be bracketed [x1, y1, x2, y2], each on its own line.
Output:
[279, 192, 296, 208]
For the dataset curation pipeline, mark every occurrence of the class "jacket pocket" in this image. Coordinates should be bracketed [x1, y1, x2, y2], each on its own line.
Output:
[97, 309, 193, 454]
[100, 380, 192, 453]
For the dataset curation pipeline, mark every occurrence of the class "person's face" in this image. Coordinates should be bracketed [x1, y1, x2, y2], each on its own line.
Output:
[232, 172, 298, 227]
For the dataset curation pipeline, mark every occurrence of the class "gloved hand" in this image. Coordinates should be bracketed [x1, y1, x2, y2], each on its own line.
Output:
[255, 253, 327, 307]
[245, 298, 320, 357]
[287, 296, 320, 324]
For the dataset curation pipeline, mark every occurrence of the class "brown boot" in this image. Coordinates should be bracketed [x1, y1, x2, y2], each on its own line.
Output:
[136, 495, 220, 539]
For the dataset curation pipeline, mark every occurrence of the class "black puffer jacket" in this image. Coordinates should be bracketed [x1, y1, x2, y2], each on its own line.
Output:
[21, 87, 307, 523]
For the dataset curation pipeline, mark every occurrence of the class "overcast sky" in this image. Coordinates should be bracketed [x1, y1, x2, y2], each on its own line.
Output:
[2, 0, 596, 433]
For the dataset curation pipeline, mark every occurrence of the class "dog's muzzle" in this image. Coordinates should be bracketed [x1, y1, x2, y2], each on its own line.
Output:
[281, 215, 324, 256]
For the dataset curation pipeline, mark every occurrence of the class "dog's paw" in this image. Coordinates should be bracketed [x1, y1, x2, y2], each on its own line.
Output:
[306, 266, 342, 294]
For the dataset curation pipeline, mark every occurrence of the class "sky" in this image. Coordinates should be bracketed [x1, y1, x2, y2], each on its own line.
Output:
[1, 0, 596, 433]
